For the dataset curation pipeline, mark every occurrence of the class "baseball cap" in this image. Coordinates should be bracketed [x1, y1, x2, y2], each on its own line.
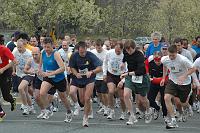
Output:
[161, 42, 169, 48]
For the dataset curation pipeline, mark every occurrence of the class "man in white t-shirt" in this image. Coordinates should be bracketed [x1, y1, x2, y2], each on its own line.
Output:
[12, 39, 33, 115]
[192, 57, 200, 113]
[91, 39, 109, 116]
[103, 41, 125, 120]
[160, 45, 195, 129]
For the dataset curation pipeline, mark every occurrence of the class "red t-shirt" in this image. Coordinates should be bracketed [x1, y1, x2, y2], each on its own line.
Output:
[0, 45, 15, 68]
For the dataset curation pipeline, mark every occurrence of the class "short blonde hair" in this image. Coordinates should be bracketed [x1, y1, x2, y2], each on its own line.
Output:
[151, 31, 162, 41]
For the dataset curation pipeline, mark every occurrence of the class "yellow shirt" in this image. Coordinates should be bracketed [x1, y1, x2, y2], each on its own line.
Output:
[25, 43, 34, 51]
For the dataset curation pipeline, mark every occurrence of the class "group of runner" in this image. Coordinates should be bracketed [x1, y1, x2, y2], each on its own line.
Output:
[0, 31, 200, 129]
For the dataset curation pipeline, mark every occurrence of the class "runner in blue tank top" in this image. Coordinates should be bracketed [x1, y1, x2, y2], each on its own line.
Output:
[38, 37, 72, 123]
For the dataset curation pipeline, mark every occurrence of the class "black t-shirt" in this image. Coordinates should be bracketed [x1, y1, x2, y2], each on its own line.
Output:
[123, 50, 146, 76]
[149, 60, 163, 78]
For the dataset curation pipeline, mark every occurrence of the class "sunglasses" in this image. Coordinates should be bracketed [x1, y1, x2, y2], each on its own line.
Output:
[162, 48, 168, 50]
[154, 57, 161, 62]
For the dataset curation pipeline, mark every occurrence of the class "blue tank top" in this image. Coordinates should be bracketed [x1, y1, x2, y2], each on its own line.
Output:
[42, 50, 65, 82]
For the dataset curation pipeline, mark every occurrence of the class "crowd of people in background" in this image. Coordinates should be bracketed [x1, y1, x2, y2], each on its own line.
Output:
[0, 31, 200, 129]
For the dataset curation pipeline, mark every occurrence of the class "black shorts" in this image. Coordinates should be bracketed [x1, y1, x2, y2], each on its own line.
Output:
[43, 77, 67, 92]
[33, 76, 42, 89]
[106, 72, 121, 86]
[165, 80, 191, 103]
[33, 77, 56, 95]
[22, 75, 34, 86]
[95, 80, 108, 94]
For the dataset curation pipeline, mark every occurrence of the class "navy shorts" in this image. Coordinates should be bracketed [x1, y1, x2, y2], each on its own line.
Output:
[71, 78, 95, 88]
[94, 80, 108, 93]
[22, 75, 34, 86]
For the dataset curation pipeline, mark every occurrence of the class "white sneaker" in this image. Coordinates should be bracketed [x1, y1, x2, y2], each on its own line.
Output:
[80, 107, 84, 111]
[153, 109, 159, 120]
[98, 102, 103, 108]
[107, 109, 115, 119]
[197, 101, 200, 113]
[192, 103, 197, 111]
[97, 107, 104, 114]
[73, 104, 81, 116]
[177, 114, 183, 122]
[136, 108, 141, 115]
[164, 116, 170, 124]
[188, 105, 193, 117]
[29, 106, 36, 114]
[53, 107, 59, 112]
[22, 106, 29, 115]
[47, 109, 54, 117]
[92, 97, 98, 103]
[166, 119, 178, 129]
[145, 108, 153, 123]
[82, 116, 89, 127]
[126, 115, 138, 125]
[42, 110, 49, 119]
[119, 112, 126, 120]
[64, 112, 73, 123]
[20, 104, 25, 110]
[37, 111, 45, 119]
[103, 107, 109, 116]
[88, 109, 94, 119]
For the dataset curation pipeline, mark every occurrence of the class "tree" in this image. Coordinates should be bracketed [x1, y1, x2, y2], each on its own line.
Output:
[1, 0, 101, 36]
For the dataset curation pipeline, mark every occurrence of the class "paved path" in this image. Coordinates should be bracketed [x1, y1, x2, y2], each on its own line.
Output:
[0, 102, 200, 133]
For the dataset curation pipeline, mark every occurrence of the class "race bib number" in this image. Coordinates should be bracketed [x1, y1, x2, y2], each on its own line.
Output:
[79, 68, 88, 75]
[170, 66, 179, 73]
[0, 57, 2, 64]
[132, 75, 143, 84]
[46, 70, 55, 78]
[111, 61, 120, 71]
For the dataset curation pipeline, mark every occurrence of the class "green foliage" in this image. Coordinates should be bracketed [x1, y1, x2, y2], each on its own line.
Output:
[1, 0, 200, 41]
[0, 0, 101, 35]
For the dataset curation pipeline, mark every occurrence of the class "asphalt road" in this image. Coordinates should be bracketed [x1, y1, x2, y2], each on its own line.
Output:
[0, 102, 200, 133]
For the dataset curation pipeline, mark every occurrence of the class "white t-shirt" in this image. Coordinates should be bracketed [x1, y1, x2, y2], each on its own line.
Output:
[193, 57, 200, 80]
[91, 49, 107, 80]
[103, 49, 124, 76]
[12, 49, 32, 78]
[161, 54, 193, 85]
[180, 48, 193, 62]
[58, 48, 72, 77]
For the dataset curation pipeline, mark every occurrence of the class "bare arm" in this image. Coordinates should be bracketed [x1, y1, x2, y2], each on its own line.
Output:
[50, 51, 65, 76]
[23, 58, 34, 75]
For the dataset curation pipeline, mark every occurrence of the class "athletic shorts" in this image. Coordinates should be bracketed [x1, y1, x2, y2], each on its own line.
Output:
[43, 77, 66, 92]
[22, 75, 34, 86]
[33, 76, 56, 95]
[71, 78, 94, 88]
[94, 80, 108, 93]
[106, 72, 121, 86]
[124, 75, 150, 97]
[165, 80, 191, 103]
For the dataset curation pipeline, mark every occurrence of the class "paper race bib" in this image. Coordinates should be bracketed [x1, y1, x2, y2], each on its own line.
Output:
[132, 75, 143, 84]
[170, 66, 179, 73]
[46, 70, 55, 78]
[79, 68, 88, 75]
[0, 57, 2, 64]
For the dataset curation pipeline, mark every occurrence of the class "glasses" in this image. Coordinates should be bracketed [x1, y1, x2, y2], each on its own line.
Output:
[162, 48, 167, 50]
[32, 54, 39, 56]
